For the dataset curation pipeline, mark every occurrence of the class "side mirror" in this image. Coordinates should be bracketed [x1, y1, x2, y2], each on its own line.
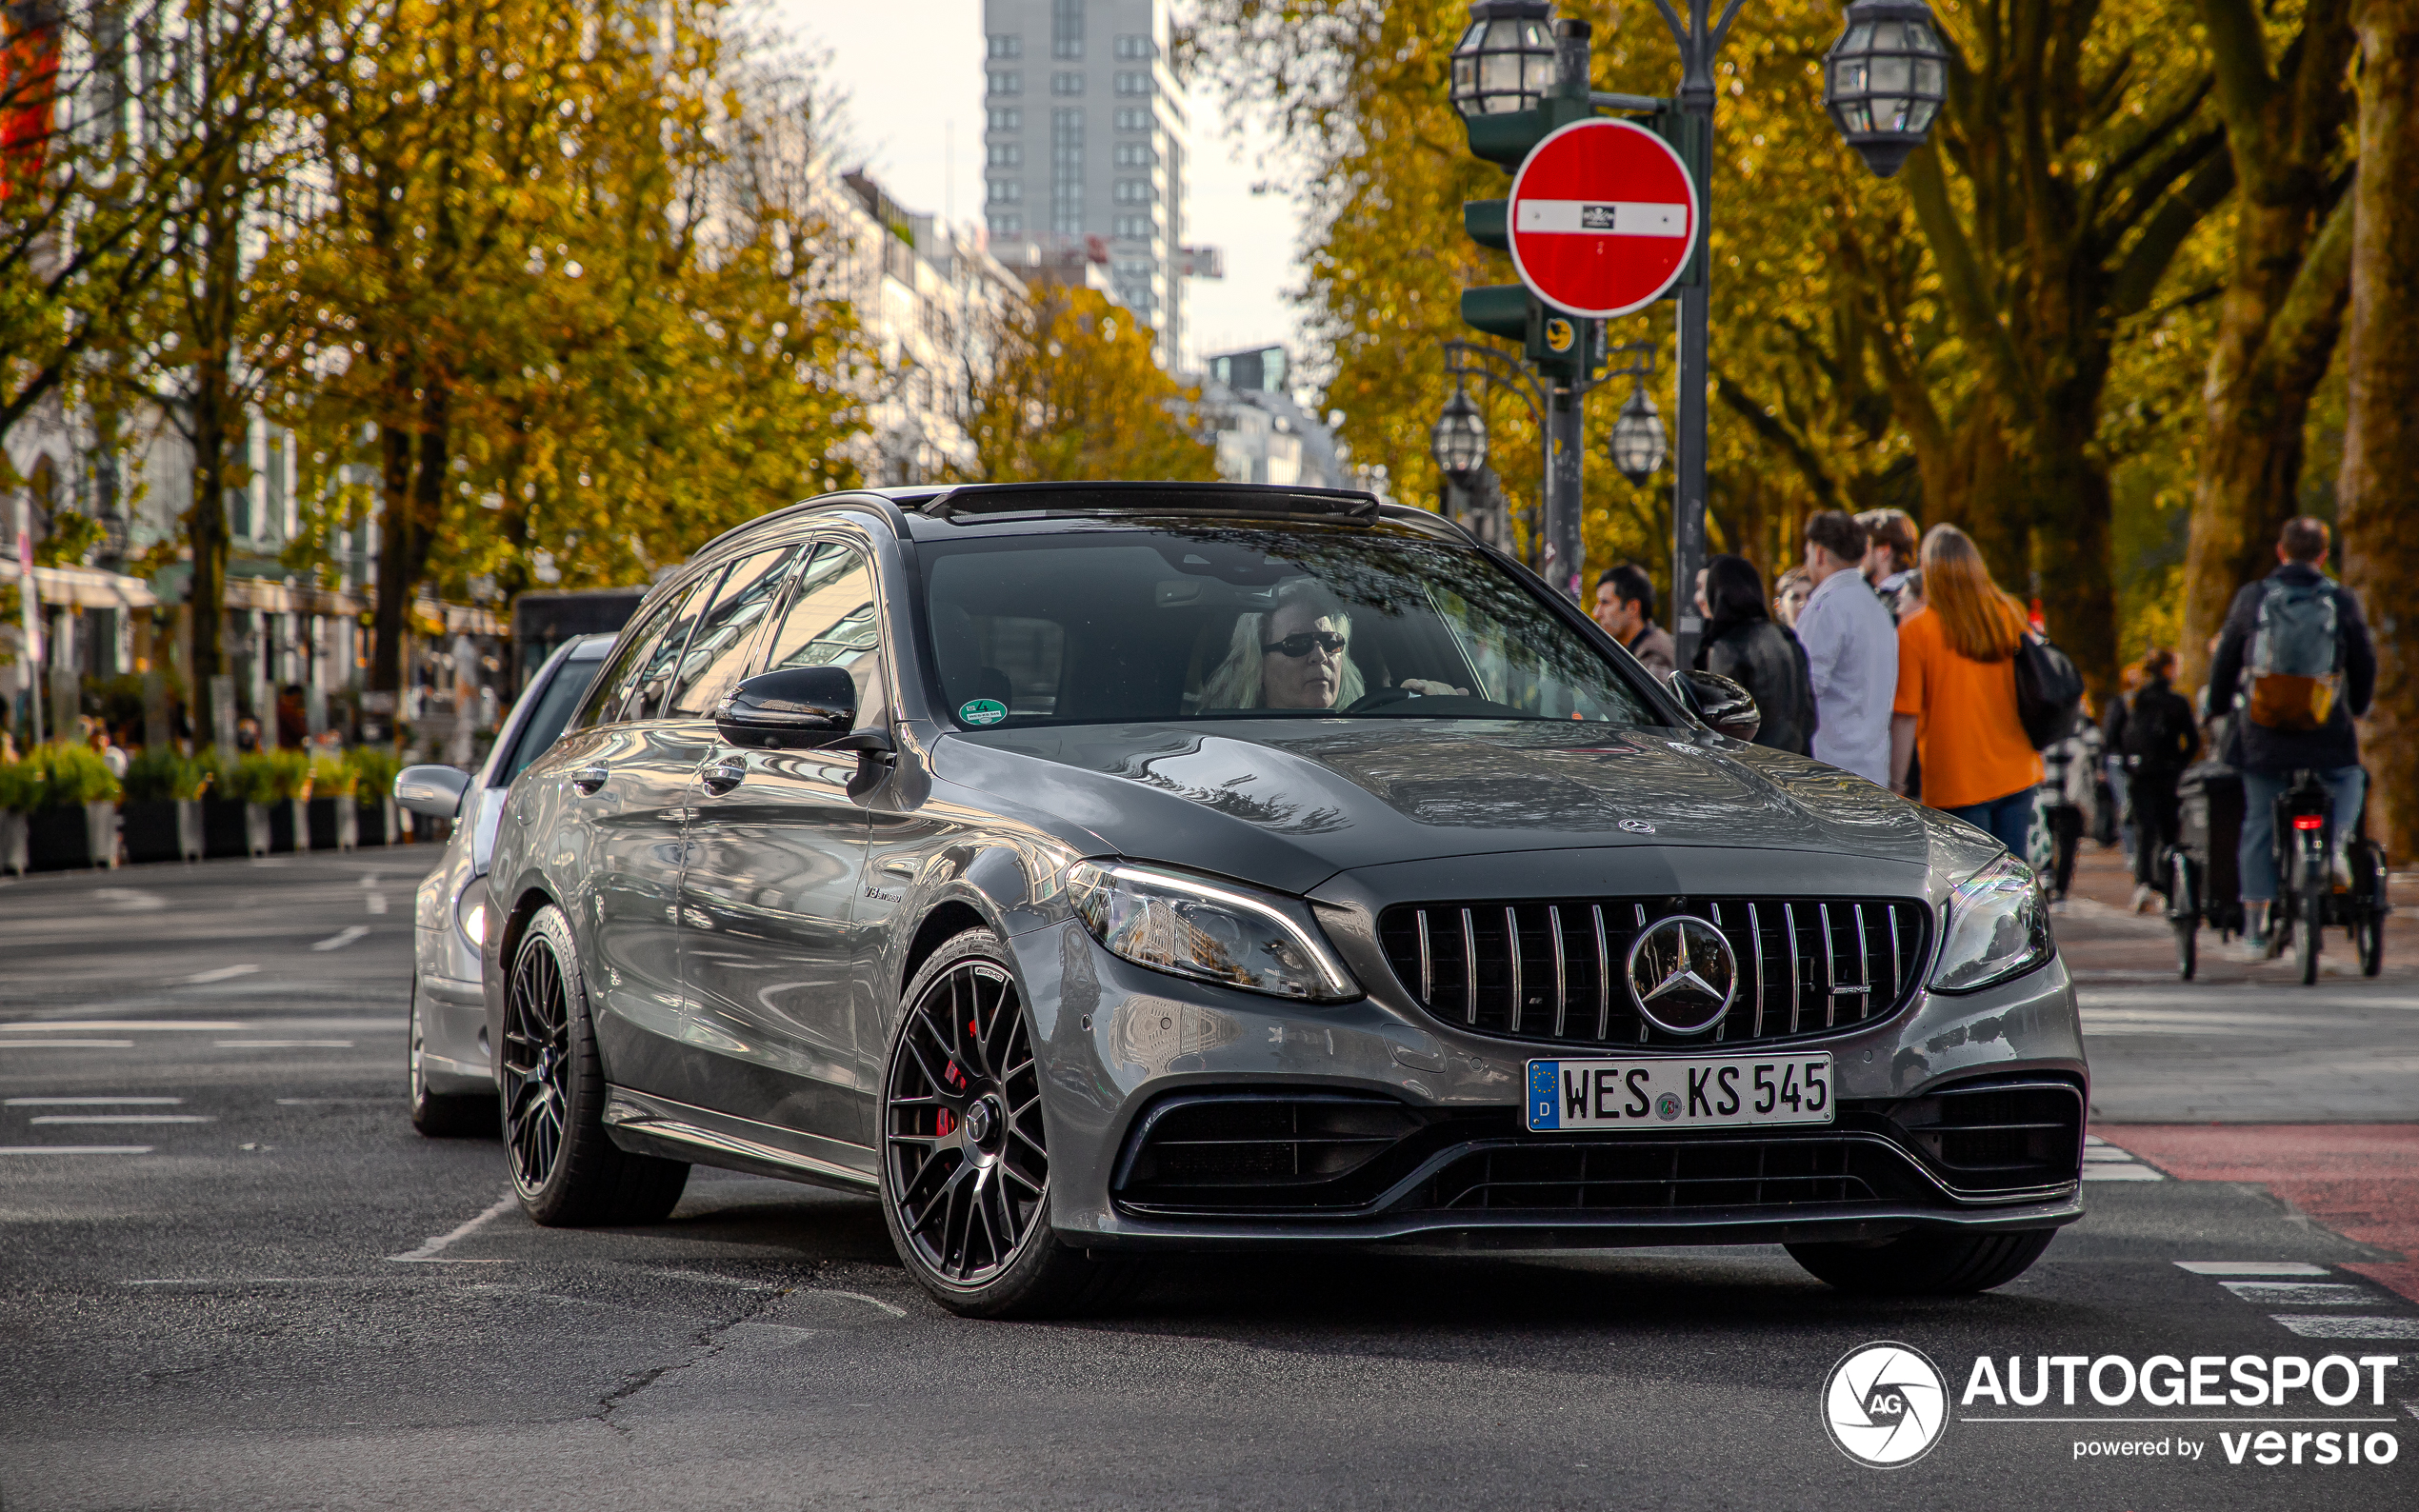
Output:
[716, 666, 858, 749]
[395, 764, 471, 820]
[1674, 670, 1762, 743]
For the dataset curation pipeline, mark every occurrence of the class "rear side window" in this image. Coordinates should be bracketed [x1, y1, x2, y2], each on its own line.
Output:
[664, 546, 803, 718]
[577, 577, 705, 728]
[761, 545, 887, 726]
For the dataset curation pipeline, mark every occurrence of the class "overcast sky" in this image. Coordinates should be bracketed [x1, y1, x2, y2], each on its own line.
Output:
[767, 0, 1307, 370]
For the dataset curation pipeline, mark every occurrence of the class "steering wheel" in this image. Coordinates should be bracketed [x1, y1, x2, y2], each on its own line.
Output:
[1342, 686, 1419, 714]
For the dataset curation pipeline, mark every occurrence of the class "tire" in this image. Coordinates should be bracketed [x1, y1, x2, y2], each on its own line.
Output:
[878, 927, 1138, 1319]
[2173, 921, 2197, 982]
[1788, 1228, 2057, 1296]
[501, 905, 689, 1226]
[2298, 883, 2324, 985]
[2358, 915, 2385, 978]
[408, 978, 497, 1138]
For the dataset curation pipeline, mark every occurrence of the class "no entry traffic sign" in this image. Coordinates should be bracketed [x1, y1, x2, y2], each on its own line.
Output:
[1507, 118, 1699, 320]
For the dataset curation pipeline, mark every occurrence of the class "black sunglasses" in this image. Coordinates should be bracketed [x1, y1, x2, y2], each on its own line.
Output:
[1263, 630, 1349, 658]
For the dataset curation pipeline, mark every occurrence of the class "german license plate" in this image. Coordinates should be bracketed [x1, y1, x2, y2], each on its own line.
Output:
[1525, 1053, 1834, 1132]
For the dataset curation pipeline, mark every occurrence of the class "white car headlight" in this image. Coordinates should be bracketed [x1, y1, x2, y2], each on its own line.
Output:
[1929, 855, 2052, 993]
[1066, 860, 1360, 1003]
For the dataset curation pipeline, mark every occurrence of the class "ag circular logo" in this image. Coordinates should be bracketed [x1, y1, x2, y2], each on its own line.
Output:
[1823, 1342, 1949, 1468]
[1626, 914, 1735, 1033]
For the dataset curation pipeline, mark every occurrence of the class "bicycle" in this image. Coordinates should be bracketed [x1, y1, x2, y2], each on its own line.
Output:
[2163, 765, 2387, 983]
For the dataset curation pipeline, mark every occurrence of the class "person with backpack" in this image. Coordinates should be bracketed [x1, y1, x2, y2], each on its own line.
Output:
[1889, 525, 2046, 853]
[2113, 648, 2199, 912]
[2204, 517, 2376, 953]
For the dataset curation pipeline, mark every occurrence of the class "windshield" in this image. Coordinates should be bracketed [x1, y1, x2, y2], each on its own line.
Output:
[919, 522, 1664, 730]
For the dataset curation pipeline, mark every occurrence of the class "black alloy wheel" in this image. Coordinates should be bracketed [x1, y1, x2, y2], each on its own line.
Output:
[501, 905, 688, 1225]
[880, 928, 1136, 1317]
[503, 929, 571, 1192]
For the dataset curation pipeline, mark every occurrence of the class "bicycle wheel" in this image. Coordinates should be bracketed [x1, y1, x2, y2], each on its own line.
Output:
[2298, 883, 2324, 985]
[2174, 919, 2198, 982]
[2358, 913, 2384, 978]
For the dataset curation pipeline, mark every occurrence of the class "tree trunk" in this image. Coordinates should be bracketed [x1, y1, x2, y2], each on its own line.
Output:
[369, 377, 452, 704]
[2179, 0, 2359, 691]
[185, 370, 231, 749]
[2179, 195, 2355, 688]
[2337, 0, 2419, 862]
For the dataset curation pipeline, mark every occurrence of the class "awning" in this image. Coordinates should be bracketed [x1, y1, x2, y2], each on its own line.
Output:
[0, 558, 159, 611]
[220, 574, 369, 619]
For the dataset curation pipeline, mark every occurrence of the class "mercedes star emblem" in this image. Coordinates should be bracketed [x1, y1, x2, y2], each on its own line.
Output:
[1626, 914, 1737, 1034]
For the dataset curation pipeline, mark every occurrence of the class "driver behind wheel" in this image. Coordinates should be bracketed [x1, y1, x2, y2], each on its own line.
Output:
[1200, 579, 1466, 709]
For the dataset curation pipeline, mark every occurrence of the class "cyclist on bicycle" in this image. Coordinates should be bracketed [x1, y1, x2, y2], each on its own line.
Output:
[2205, 517, 2376, 956]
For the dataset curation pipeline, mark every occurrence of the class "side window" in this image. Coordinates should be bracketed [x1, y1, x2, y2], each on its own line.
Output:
[663, 545, 802, 719]
[761, 545, 888, 726]
[577, 581, 700, 729]
[629, 566, 728, 722]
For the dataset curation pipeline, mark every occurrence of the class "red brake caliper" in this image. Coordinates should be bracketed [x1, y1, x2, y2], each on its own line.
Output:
[937, 1059, 969, 1137]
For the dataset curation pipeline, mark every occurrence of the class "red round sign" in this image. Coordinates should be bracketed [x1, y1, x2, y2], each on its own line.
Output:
[1507, 118, 1699, 320]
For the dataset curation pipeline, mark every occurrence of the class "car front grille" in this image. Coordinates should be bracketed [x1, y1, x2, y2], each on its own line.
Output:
[1376, 895, 1932, 1050]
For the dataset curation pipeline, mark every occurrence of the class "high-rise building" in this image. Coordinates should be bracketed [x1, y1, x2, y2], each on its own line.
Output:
[982, 0, 1195, 366]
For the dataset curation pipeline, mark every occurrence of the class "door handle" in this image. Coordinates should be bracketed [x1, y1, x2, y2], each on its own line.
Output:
[570, 766, 610, 795]
[699, 759, 747, 796]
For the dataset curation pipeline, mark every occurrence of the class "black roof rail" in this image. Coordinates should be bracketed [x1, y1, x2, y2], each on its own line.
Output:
[915, 481, 1382, 524]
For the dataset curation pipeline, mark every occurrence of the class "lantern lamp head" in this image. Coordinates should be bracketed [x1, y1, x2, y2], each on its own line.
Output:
[1822, 0, 1951, 178]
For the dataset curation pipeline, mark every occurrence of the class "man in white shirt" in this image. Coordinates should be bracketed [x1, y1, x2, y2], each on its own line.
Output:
[1794, 510, 1897, 785]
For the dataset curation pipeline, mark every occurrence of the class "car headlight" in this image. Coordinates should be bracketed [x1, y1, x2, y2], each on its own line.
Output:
[1929, 855, 2052, 993]
[1066, 860, 1360, 1003]
[458, 895, 490, 949]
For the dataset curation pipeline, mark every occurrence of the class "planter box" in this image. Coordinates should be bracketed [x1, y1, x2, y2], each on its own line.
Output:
[0, 812, 26, 876]
[28, 802, 117, 871]
[307, 796, 358, 852]
[201, 798, 250, 859]
[355, 797, 399, 847]
[263, 799, 307, 854]
[122, 800, 204, 865]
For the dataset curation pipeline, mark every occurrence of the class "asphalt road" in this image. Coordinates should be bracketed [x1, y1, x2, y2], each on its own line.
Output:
[3, 852, 2415, 1512]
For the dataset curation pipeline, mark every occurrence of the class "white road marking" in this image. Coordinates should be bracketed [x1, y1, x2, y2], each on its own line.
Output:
[0, 1040, 136, 1048]
[2076, 1135, 2166, 1181]
[215, 1040, 353, 1048]
[801, 1288, 909, 1319]
[182, 965, 260, 985]
[4, 1097, 183, 1106]
[275, 1098, 406, 1105]
[88, 887, 167, 911]
[29, 1115, 211, 1125]
[2082, 1164, 2167, 1181]
[390, 1191, 517, 1263]
[365, 893, 388, 915]
[312, 925, 370, 951]
[2272, 1315, 2419, 1340]
[359, 874, 381, 887]
[0, 1145, 153, 1154]
[2, 1022, 246, 1032]
[2221, 1281, 2375, 1305]
[2176, 1261, 2330, 1276]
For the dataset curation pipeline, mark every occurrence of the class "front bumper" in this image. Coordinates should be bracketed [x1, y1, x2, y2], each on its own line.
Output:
[1011, 898, 2088, 1251]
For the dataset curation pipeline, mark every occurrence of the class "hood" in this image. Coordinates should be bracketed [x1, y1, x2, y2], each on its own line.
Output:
[931, 719, 1974, 897]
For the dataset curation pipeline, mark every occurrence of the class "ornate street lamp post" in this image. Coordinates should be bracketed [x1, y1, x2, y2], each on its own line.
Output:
[1610, 384, 1668, 486]
[1820, 0, 1952, 177]
[1429, 386, 1490, 484]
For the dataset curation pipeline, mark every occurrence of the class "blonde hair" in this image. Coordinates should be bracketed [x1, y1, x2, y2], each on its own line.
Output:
[1200, 581, 1366, 709]
[1917, 524, 2027, 663]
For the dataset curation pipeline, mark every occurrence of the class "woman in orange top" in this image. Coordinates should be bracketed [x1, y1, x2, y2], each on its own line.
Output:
[1889, 525, 2044, 853]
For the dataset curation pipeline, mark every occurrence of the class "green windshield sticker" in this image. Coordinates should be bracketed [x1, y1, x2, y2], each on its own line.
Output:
[958, 698, 1009, 726]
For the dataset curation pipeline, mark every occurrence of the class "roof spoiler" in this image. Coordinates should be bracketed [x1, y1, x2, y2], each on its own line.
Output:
[917, 481, 1382, 525]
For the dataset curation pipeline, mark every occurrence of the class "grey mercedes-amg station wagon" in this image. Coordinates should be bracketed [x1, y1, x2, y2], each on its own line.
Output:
[480, 483, 2086, 1316]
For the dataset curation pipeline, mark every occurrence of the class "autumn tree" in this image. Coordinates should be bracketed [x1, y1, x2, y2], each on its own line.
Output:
[2177, 0, 2358, 686]
[2335, 0, 2419, 858]
[959, 285, 1220, 484]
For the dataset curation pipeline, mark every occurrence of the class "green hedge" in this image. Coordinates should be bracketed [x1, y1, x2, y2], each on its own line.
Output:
[226, 749, 311, 805]
[0, 744, 124, 811]
[122, 746, 210, 803]
[345, 746, 402, 804]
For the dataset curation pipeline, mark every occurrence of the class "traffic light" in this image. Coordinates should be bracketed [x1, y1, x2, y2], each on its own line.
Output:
[1449, 3, 1602, 380]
